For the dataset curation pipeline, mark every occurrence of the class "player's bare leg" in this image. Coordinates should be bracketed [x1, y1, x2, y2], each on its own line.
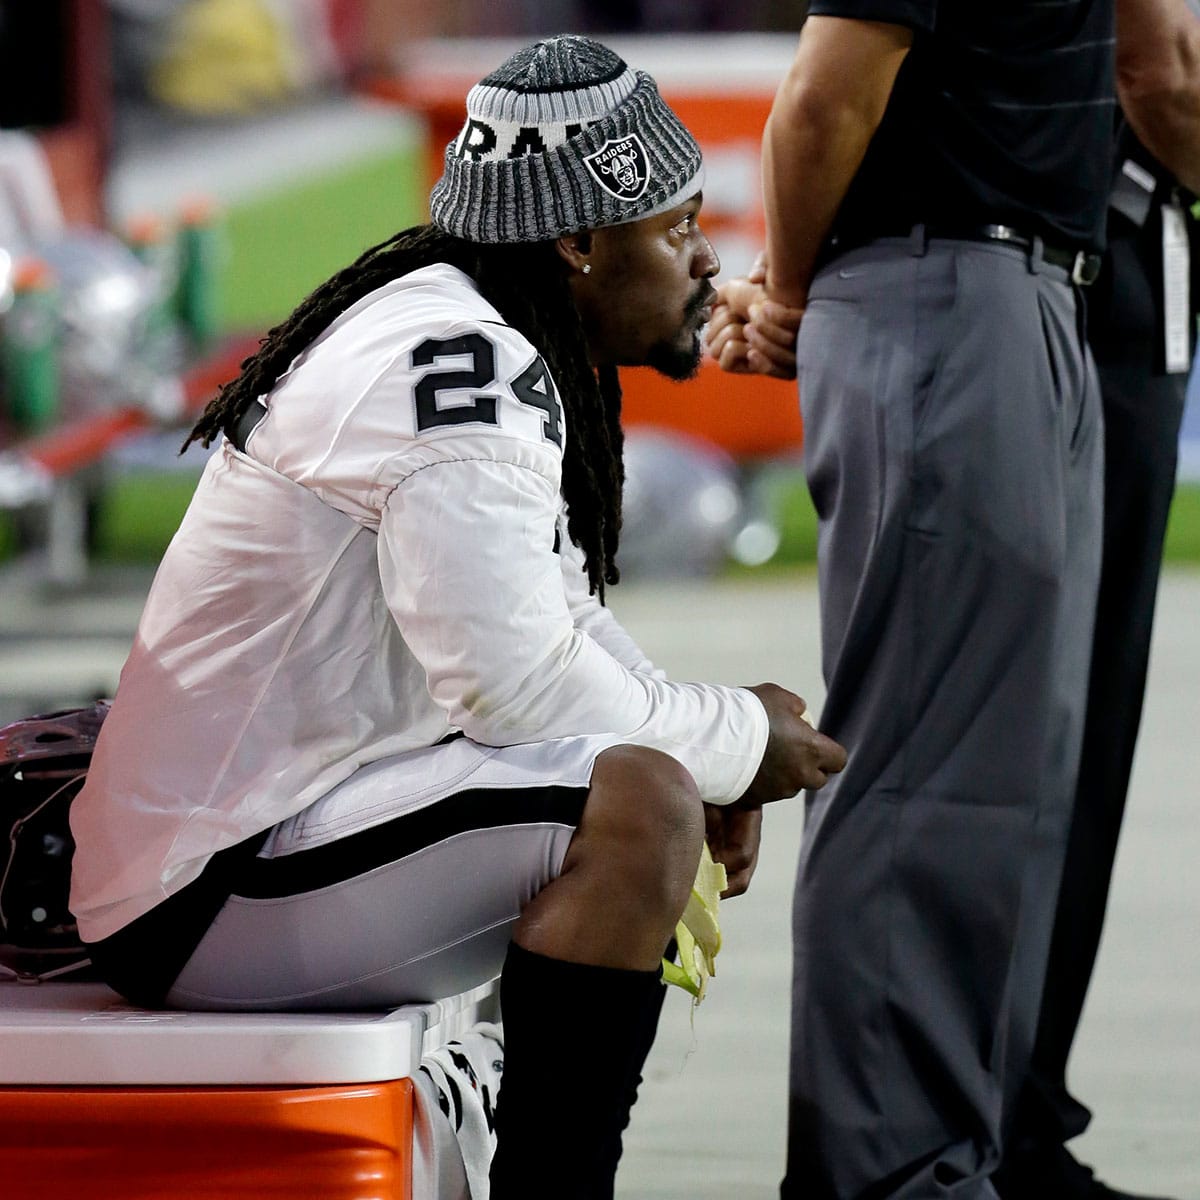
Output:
[515, 744, 704, 969]
[490, 745, 705, 1200]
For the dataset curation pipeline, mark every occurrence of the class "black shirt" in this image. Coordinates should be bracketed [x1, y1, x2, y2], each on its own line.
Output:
[808, 0, 1116, 252]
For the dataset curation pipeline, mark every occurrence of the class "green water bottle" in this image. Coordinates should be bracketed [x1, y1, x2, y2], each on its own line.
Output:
[2, 258, 61, 435]
[126, 212, 177, 337]
[174, 197, 223, 353]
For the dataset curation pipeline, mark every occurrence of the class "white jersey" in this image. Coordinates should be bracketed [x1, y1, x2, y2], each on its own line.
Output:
[69, 263, 769, 942]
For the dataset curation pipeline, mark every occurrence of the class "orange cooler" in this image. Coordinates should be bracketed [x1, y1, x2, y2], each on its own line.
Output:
[0, 979, 497, 1199]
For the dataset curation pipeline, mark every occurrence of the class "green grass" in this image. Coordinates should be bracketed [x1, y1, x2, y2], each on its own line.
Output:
[1164, 480, 1200, 562]
[88, 473, 201, 561]
[219, 145, 426, 329]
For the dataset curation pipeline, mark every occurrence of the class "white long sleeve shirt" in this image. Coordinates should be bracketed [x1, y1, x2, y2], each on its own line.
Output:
[69, 263, 769, 942]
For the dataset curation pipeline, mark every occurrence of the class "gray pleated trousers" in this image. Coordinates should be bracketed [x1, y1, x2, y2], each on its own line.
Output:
[783, 234, 1104, 1200]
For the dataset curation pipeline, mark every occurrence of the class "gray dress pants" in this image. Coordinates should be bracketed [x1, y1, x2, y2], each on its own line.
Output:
[783, 234, 1104, 1200]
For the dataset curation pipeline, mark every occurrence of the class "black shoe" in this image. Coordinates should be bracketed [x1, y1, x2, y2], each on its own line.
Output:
[994, 1144, 1177, 1200]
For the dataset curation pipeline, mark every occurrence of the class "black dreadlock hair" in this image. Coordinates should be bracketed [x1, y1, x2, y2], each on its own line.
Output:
[185, 224, 624, 598]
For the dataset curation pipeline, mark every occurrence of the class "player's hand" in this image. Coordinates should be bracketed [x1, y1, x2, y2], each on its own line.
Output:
[739, 682, 847, 805]
[704, 803, 763, 897]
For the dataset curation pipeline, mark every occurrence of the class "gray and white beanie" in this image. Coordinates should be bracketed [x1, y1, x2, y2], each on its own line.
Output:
[429, 35, 704, 244]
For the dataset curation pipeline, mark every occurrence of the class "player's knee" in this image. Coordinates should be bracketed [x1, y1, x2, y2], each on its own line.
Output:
[589, 745, 704, 905]
[593, 745, 702, 837]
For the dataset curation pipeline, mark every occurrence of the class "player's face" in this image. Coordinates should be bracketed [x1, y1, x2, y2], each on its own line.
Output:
[573, 194, 719, 381]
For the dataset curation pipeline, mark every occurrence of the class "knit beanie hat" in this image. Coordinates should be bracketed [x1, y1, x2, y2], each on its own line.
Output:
[429, 35, 704, 244]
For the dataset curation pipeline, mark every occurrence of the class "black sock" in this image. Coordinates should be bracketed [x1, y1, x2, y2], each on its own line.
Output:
[620, 938, 671, 1135]
[489, 942, 665, 1200]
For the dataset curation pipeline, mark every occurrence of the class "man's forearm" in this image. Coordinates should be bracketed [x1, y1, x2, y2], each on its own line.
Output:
[762, 17, 912, 308]
[1117, 0, 1200, 192]
[763, 83, 878, 307]
[1119, 91, 1200, 195]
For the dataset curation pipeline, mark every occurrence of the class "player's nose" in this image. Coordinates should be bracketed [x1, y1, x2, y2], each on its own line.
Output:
[693, 230, 720, 279]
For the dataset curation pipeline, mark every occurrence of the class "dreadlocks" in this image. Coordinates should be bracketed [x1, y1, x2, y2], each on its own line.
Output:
[185, 225, 623, 598]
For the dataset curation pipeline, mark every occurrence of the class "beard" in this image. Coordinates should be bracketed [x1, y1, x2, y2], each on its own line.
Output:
[645, 328, 703, 381]
[645, 283, 715, 381]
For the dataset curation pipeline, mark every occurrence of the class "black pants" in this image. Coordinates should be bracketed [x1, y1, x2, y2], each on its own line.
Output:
[1002, 349, 1187, 1179]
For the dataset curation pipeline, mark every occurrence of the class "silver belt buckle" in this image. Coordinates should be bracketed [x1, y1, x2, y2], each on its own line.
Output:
[1070, 250, 1099, 286]
[987, 223, 1024, 246]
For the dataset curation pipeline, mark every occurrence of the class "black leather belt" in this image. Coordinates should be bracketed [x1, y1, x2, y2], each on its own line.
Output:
[938, 223, 1103, 285]
[229, 401, 266, 452]
[831, 223, 1104, 286]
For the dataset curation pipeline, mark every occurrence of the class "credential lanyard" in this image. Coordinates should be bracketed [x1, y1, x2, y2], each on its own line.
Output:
[1161, 197, 1192, 375]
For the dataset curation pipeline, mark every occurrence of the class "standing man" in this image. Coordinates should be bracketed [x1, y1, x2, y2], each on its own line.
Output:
[999, 5, 1200, 1186]
[67, 36, 846, 1199]
[998, 126, 1198, 1200]
[707, 2, 1199, 1198]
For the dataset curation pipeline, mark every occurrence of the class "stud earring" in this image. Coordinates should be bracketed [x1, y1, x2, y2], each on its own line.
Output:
[582, 264, 592, 275]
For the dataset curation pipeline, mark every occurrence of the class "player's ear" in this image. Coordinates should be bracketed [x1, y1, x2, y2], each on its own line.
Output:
[556, 231, 593, 277]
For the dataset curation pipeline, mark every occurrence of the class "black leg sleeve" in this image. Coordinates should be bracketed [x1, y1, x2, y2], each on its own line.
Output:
[489, 942, 666, 1200]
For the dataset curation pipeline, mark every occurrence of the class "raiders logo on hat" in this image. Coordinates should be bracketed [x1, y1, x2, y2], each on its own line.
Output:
[584, 136, 650, 202]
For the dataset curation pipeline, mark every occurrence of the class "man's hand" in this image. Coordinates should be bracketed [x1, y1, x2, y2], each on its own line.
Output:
[705, 258, 805, 379]
[704, 803, 763, 897]
[705, 281, 762, 374]
[740, 682, 847, 805]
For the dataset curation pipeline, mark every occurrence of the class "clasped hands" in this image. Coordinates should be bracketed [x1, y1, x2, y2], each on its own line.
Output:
[703, 253, 805, 380]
